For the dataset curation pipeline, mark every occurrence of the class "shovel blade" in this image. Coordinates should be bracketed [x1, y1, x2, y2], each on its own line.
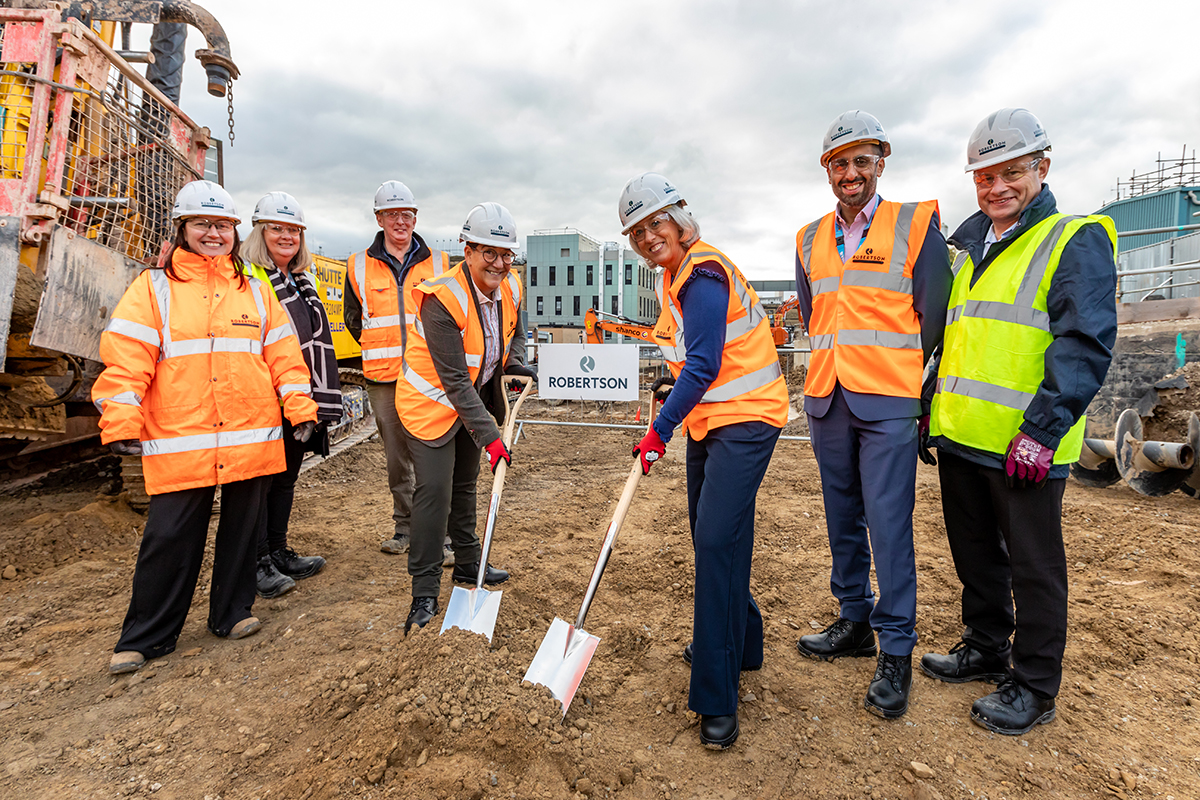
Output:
[439, 586, 503, 643]
[522, 617, 601, 717]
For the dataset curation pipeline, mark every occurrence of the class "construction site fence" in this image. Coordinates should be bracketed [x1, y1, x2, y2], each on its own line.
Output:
[1117, 230, 1200, 301]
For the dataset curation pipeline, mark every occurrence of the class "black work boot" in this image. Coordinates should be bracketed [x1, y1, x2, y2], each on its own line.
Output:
[796, 618, 876, 661]
[699, 713, 739, 750]
[920, 641, 1009, 683]
[864, 652, 912, 719]
[256, 554, 295, 599]
[405, 596, 439, 635]
[451, 561, 509, 586]
[971, 679, 1056, 735]
[270, 547, 326, 580]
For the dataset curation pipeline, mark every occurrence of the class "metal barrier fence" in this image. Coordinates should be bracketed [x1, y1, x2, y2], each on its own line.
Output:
[1117, 230, 1200, 301]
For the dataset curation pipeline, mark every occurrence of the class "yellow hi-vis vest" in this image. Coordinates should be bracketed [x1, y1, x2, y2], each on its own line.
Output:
[346, 247, 447, 381]
[395, 265, 522, 442]
[930, 213, 1117, 463]
[653, 239, 788, 440]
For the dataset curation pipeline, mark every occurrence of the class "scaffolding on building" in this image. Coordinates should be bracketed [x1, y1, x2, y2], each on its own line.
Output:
[1112, 146, 1200, 201]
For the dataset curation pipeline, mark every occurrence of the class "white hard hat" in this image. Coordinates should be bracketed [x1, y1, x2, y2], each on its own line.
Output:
[251, 191, 306, 228]
[821, 110, 892, 167]
[965, 108, 1051, 173]
[171, 180, 240, 222]
[460, 202, 518, 250]
[373, 180, 417, 212]
[618, 172, 684, 234]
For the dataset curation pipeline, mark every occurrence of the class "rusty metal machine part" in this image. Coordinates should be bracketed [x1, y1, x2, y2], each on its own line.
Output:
[1114, 408, 1196, 497]
[1071, 438, 1121, 488]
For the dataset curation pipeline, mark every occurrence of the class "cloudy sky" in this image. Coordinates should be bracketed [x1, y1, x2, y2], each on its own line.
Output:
[151, 0, 1198, 280]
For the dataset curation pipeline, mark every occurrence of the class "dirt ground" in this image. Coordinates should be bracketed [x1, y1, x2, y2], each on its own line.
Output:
[2, 394, 1199, 800]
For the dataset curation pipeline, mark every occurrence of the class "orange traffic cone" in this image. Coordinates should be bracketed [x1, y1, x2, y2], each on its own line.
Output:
[635, 405, 643, 423]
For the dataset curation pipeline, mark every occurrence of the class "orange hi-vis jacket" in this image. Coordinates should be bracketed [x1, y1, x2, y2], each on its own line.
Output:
[92, 249, 318, 495]
[796, 200, 938, 400]
[346, 246, 448, 381]
[653, 240, 788, 440]
[395, 264, 522, 442]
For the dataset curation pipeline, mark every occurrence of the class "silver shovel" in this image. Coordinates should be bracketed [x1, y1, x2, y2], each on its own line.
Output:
[523, 396, 658, 716]
[440, 374, 534, 642]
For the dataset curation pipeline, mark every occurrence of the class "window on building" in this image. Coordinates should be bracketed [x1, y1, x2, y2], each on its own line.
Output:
[586, 265, 594, 286]
[592, 295, 599, 310]
[573, 296, 580, 316]
[604, 331, 612, 342]
[625, 264, 632, 285]
[555, 296, 562, 315]
[561, 247, 570, 258]
[536, 296, 543, 315]
[567, 265, 574, 286]
[530, 266, 537, 286]
[611, 296, 618, 314]
[549, 266, 556, 286]
[605, 264, 612, 285]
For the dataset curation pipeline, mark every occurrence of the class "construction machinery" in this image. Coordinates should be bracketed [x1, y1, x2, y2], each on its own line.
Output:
[770, 296, 801, 346]
[583, 307, 653, 344]
[0, 0, 238, 464]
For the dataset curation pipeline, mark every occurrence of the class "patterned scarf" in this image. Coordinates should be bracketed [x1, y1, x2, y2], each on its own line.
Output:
[267, 267, 343, 421]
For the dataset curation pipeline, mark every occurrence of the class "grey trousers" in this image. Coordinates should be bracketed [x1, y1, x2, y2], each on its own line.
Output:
[367, 381, 415, 540]
[405, 425, 483, 597]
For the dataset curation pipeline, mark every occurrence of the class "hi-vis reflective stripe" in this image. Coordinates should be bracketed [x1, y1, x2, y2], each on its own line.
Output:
[800, 220, 820, 276]
[506, 271, 521, 304]
[92, 390, 142, 412]
[810, 334, 835, 350]
[106, 318, 161, 347]
[141, 425, 282, 456]
[662, 250, 767, 362]
[353, 249, 370, 307]
[165, 338, 264, 358]
[149, 270, 173, 359]
[362, 345, 405, 361]
[247, 277, 268, 344]
[700, 361, 783, 404]
[836, 329, 922, 349]
[945, 215, 1082, 333]
[263, 322, 295, 347]
[278, 383, 310, 397]
[951, 250, 970, 276]
[841, 270, 913, 294]
[885, 202, 917, 275]
[812, 276, 840, 296]
[801, 203, 918, 296]
[402, 360, 455, 409]
[936, 375, 1033, 412]
[425, 273, 471, 317]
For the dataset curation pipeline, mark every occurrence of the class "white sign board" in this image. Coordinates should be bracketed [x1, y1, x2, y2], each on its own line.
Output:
[538, 343, 639, 401]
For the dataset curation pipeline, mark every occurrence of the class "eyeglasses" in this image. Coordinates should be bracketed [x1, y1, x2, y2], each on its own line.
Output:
[972, 158, 1043, 189]
[828, 155, 881, 174]
[186, 218, 235, 233]
[629, 212, 672, 243]
[379, 209, 416, 222]
[470, 245, 515, 265]
[264, 224, 302, 237]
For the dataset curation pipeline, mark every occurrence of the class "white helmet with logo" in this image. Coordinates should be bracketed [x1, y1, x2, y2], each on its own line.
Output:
[460, 202, 518, 250]
[820, 110, 892, 167]
[251, 191, 306, 229]
[618, 172, 685, 234]
[965, 108, 1051, 173]
[373, 180, 418, 212]
[171, 180, 240, 222]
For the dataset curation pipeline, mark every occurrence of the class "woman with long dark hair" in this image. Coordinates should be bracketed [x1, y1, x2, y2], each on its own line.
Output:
[94, 180, 317, 674]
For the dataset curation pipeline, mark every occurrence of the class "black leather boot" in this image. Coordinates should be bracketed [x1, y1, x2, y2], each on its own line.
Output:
[699, 714, 739, 750]
[920, 641, 1009, 683]
[405, 597, 439, 635]
[270, 547, 326, 579]
[796, 618, 876, 661]
[864, 652, 912, 719]
[451, 561, 509, 586]
[971, 679, 1055, 735]
[256, 554, 295, 599]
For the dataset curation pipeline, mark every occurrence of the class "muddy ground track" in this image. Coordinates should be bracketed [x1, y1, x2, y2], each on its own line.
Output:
[1, 396, 1199, 800]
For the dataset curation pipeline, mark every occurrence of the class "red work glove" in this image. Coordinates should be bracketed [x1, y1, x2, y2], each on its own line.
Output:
[484, 438, 511, 474]
[633, 426, 667, 475]
[1004, 432, 1053, 488]
[917, 415, 936, 466]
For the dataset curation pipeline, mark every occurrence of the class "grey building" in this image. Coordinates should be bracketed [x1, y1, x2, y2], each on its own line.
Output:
[525, 228, 660, 341]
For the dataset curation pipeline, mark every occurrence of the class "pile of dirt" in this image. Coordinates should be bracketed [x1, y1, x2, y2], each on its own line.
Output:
[0, 492, 144, 579]
[1141, 361, 1200, 442]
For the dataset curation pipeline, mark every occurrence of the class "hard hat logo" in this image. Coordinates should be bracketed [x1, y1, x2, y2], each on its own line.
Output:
[978, 139, 1007, 155]
[821, 110, 892, 166]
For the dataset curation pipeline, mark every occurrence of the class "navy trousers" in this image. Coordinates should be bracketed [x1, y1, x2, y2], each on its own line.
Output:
[686, 420, 780, 716]
[807, 388, 918, 656]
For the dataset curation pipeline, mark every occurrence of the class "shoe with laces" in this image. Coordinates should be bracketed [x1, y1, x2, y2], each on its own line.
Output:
[270, 547, 325, 579]
[864, 652, 912, 718]
[971, 679, 1056, 735]
[920, 641, 1009, 684]
[796, 618, 876, 661]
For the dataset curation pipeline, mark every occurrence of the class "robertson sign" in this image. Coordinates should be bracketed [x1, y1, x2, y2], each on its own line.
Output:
[538, 344, 639, 401]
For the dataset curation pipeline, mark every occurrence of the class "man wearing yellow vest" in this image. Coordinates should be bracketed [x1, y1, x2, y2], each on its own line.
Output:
[922, 109, 1117, 735]
[344, 181, 449, 556]
[395, 203, 535, 633]
[794, 111, 952, 719]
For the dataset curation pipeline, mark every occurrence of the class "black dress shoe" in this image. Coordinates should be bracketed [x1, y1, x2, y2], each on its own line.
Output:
[864, 652, 912, 719]
[404, 596, 439, 635]
[796, 618, 876, 661]
[920, 641, 1009, 684]
[270, 547, 326, 580]
[699, 714, 739, 750]
[451, 561, 509, 586]
[256, 554, 296, 599]
[683, 642, 761, 672]
[971, 679, 1056, 735]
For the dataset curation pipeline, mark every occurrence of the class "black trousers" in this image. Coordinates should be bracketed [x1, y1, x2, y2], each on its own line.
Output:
[405, 425, 482, 598]
[115, 475, 271, 658]
[260, 417, 307, 558]
[937, 450, 1068, 698]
